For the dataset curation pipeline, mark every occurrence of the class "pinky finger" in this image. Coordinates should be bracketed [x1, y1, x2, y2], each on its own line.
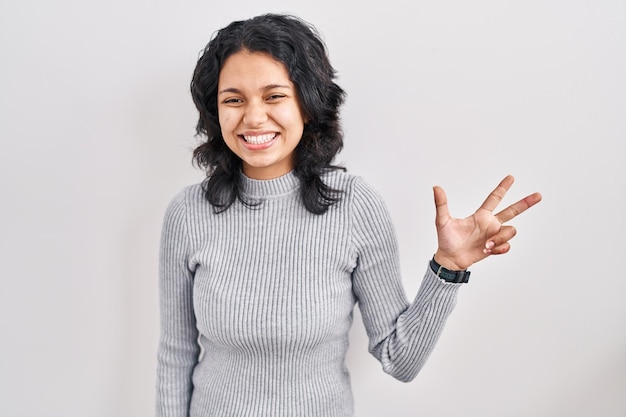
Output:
[486, 242, 511, 255]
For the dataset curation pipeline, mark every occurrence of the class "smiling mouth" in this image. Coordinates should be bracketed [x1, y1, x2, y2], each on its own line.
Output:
[241, 133, 277, 144]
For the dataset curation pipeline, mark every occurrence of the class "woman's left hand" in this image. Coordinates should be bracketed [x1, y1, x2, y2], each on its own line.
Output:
[432, 175, 542, 271]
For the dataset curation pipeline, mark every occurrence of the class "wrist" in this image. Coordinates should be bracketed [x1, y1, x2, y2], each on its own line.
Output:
[433, 251, 466, 271]
[430, 255, 471, 284]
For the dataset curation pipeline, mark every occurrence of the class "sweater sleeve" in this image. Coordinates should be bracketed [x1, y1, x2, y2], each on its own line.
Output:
[349, 177, 461, 382]
[156, 189, 200, 416]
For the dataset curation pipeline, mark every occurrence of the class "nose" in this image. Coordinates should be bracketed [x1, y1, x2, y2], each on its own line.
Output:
[243, 100, 268, 127]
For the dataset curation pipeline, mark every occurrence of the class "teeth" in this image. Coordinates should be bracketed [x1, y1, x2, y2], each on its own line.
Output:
[243, 133, 275, 144]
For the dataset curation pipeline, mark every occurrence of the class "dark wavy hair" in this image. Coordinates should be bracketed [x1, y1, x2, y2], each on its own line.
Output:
[190, 13, 346, 214]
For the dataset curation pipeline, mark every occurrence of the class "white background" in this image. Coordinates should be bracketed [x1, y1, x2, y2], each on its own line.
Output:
[1, 1, 624, 416]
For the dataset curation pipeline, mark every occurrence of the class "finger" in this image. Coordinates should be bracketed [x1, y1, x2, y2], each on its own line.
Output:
[495, 192, 543, 223]
[479, 175, 515, 212]
[483, 225, 517, 254]
[433, 186, 451, 227]
[489, 242, 511, 255]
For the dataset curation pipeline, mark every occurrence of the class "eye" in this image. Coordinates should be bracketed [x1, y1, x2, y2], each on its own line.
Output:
[266, 94, 286, 101]
[223, 97, 243, 105]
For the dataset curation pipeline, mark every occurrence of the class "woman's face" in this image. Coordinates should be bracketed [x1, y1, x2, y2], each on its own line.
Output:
[217, 50, 305, 180]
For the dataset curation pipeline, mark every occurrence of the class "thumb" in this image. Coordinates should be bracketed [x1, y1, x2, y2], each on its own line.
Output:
[433, 185, 450, 227]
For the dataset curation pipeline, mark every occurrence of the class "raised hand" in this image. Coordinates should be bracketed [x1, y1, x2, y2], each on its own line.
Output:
[432, 175, 542, 271]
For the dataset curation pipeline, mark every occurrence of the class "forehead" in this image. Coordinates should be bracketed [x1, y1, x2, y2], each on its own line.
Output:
[218, 50, 292, 88]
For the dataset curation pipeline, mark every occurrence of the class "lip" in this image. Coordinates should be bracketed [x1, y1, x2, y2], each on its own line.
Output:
[239, 132, 279, 151]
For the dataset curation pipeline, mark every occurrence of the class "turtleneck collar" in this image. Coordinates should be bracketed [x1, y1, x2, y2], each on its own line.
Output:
[240, 171, 300, 198]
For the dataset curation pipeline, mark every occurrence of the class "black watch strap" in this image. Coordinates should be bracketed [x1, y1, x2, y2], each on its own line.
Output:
[430, 257, 471, 284]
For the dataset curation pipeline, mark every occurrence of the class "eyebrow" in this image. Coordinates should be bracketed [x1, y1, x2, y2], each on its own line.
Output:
[218, 84, 292, 95]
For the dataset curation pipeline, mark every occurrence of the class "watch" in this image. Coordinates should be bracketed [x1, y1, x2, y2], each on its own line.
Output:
[430, 256, 471, 284]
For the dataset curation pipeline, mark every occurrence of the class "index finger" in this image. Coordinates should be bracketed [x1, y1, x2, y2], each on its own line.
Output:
[495, 192, 543, 223]
[479, 175, 515, 212]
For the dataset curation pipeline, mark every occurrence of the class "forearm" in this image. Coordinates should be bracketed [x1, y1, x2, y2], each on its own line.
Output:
[368, 267, 460, 382]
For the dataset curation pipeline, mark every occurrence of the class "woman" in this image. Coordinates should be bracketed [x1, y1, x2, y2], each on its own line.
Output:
[156, 13, 541, 417]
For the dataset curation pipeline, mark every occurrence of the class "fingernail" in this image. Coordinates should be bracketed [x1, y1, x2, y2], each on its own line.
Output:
[486, 241, 495, 249]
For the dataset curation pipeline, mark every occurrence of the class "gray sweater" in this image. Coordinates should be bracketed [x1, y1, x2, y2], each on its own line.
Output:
[157, 170, 461, 417]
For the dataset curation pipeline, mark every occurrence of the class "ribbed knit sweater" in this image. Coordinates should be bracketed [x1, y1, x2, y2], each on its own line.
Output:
[157, 170, 461, 417]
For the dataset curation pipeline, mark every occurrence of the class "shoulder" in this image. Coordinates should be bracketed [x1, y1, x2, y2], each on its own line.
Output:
[165, 182, 203, 208]
[162, 182, 207, 222]
[322, 169, 388, 211]
[322, 169, 377, 193]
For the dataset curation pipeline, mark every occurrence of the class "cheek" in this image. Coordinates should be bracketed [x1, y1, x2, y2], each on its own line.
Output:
[274, 106, 305, 134]
[217, 108, 236, 132]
